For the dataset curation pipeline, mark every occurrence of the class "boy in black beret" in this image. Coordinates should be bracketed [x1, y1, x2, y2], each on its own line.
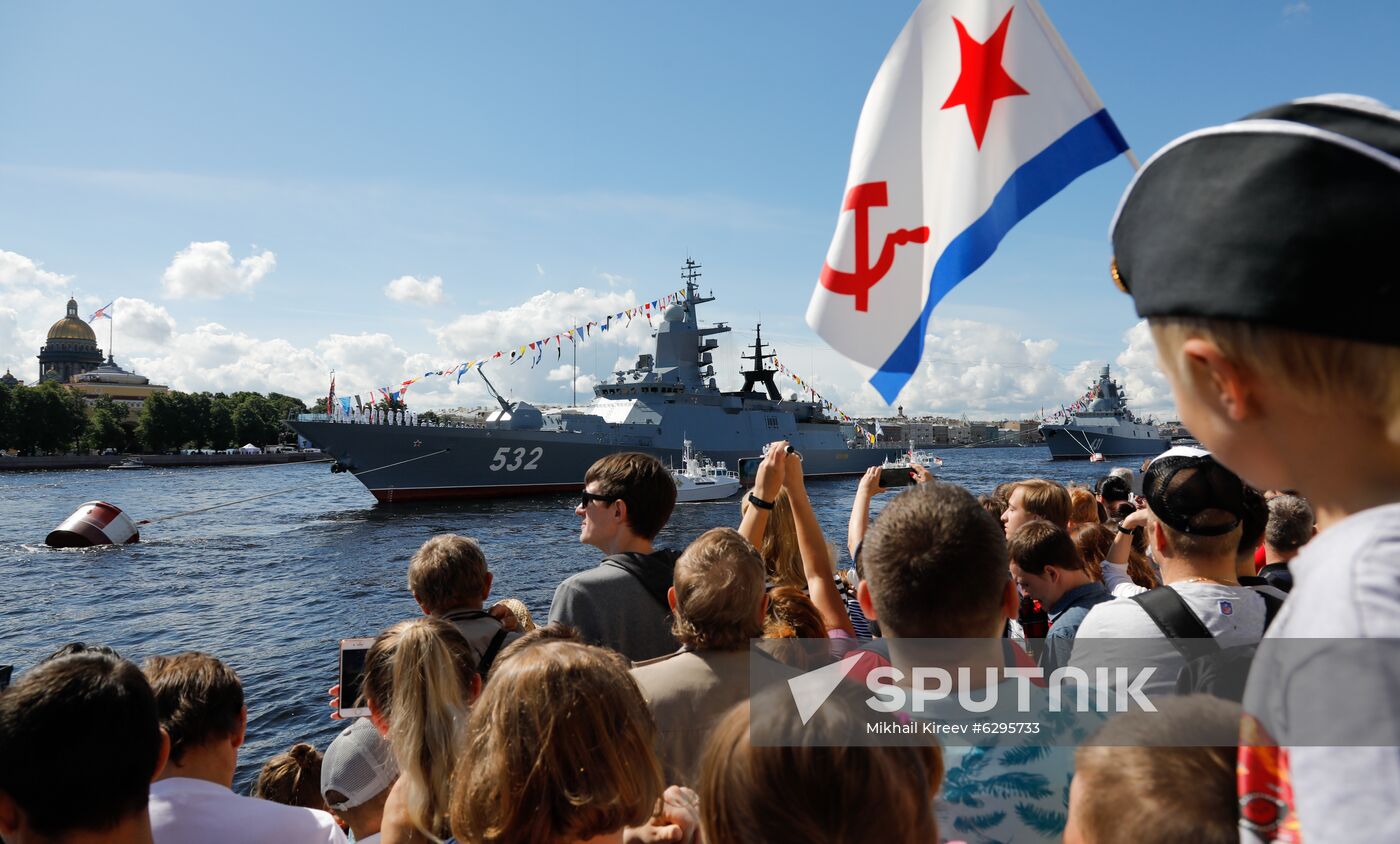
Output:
[1110, 94, 1400, 843]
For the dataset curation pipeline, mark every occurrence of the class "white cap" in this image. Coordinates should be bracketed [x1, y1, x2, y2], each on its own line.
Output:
[320, 718, 397, 810]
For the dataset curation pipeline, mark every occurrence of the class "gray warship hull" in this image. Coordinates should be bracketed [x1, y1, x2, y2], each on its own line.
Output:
[290, 262, 901, 503]
[290, 417, 900, 503]
[1039, 364, 1169, 461]
[1041, 425, 1168, 460]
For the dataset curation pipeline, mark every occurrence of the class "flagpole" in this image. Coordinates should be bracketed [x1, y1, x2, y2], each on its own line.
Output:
[109, 308, 114, 362]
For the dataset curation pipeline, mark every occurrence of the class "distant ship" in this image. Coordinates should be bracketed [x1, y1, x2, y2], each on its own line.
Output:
[1040, 365, 1169, 460]
[289, 260, 901, 502]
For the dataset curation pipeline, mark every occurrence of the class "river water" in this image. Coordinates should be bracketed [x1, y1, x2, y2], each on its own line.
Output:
[0, 446, 1133, 791]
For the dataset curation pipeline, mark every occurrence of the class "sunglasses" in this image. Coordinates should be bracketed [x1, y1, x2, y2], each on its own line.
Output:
[579, 491, 621, 509]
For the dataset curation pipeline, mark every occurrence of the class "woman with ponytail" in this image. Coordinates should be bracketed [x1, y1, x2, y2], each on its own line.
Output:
[362, 617, 480, 843]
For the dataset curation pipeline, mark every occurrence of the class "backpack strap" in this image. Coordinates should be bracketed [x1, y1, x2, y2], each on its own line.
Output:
[1130, 587, 1221, 663]
[1251, 587, 1285, 630]
[476, 626, 510, 680]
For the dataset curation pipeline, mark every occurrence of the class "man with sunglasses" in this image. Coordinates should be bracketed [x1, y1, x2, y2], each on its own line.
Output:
[548, 452, 680, 661]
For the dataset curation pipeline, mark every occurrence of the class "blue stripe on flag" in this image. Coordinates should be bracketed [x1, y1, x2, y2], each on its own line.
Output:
[869, 110, 1129, 403]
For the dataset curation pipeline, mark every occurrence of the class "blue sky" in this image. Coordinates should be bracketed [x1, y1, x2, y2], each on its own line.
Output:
[2, 1, 1395, 417]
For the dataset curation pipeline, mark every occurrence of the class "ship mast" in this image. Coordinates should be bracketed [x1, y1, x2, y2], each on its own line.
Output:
[739, 323, 781, 401]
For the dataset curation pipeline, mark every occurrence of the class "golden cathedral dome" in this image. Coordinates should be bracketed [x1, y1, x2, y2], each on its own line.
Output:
[46, 298, 97, 343]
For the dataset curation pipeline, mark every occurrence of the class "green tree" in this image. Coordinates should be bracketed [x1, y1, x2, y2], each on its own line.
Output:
[13, 382, 88, 454]
[206, 397, 235, 450]
[0, 382, 13, 451]
[137, 390, 184, 453]
[82, 395, 127, 452]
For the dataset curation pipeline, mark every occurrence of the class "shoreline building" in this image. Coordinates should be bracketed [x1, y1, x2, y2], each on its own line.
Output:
[38, 298, 104, 383]
[69, 357, 168, 416]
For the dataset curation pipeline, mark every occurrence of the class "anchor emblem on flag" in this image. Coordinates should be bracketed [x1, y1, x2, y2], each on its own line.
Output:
[818, 181, 929, 312]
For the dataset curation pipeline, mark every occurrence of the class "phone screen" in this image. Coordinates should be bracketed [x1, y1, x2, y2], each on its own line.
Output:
[339, 645, 370, 716]
[738, 457, 761, 487]
[878, 467, 916, 488]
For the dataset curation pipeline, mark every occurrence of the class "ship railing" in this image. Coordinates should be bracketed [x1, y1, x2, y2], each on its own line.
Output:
[296, 413, 486, 429]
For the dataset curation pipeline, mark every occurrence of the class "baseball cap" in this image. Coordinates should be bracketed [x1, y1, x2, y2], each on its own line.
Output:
[1142, 446, 1246, 536]
[320, 718, 398, 811]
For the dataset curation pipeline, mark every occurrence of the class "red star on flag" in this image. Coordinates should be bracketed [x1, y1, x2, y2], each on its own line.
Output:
[941, 7, 1029, 149]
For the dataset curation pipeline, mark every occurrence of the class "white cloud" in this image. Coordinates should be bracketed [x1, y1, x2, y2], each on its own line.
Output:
[160, 241, 276, 299]
[0, 249, 71, 289]
[432, 286, 656, 360]
[111, 297, 176, 351]
[535, 264, 545, 278]
[1283, 1, 1310, 17]
[384, 274, 446, 305]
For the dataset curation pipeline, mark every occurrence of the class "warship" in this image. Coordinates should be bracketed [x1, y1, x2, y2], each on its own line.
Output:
[290, 260, 901, 502]
[1040, 365, 1169, 460]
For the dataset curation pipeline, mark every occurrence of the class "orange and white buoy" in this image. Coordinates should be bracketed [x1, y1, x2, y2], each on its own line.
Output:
[45, 501, 141, 548]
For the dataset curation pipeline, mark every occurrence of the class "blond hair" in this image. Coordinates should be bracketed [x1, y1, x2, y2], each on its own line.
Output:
[671, 528, 766, 651]
[450, 640, 663, 844]
[740, 488, 805, 588]
[699, 695, 941, 844]
[251, 742, 324, 810]
[1151, 317, 1400, 444]
[407, 534, 488, 613]
[1015, 479, 1072, 528]
[1073, 695, 1241, 844]
[363, 618, 476, 842]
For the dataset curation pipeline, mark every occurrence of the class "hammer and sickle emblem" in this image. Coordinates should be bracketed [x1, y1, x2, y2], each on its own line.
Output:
[819, 181, 930, 312]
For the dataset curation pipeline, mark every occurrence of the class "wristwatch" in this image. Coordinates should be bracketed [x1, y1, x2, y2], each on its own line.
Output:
[747, 492, 775, 510]
[1116, 522, 1142, 536]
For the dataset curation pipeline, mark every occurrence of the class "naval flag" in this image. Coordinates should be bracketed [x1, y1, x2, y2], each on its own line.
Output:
[806, 0, 1130, 402]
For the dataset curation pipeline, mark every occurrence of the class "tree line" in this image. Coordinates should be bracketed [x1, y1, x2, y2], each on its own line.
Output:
[0, 383, 309, 455]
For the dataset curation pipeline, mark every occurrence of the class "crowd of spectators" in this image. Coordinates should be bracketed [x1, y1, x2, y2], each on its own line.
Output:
[2, 96, 1397, 844]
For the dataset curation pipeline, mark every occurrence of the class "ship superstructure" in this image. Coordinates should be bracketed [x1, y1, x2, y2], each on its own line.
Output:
[290, 260, 900, 502]
[1040, 365, 1169, 460]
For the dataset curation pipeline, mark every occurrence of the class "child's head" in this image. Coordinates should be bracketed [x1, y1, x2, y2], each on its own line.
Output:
[407, 534, 491, 614]
[1066, 695, 1242, 844]
[1111, 95, 1400, 491]
[252, 742, 324, 810]
[450, 640, 663, 844]
[699, 694, 941, 844]
[671, 527, 767, 651]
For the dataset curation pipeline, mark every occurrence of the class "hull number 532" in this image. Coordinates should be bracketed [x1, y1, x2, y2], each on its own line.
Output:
[489, 446, 543, 472]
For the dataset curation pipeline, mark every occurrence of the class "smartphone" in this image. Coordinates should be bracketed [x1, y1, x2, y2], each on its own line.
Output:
[878, 466, 916, 488]
[338, 638, 374, 718]
[738, 457, 761, 487]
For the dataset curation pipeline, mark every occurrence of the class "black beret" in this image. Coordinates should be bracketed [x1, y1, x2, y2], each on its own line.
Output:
[1110, 95, 1400, 346]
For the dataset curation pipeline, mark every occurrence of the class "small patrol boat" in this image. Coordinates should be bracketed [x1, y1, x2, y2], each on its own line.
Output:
[671, 439, 740, 503]
[107, 457, 152, 470]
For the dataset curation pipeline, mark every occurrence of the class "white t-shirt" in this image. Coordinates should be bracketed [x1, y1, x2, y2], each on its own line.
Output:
[1240, 503, 1400, 843]
[1067, 581, 1269, 701]
[151, 777, 347, 844]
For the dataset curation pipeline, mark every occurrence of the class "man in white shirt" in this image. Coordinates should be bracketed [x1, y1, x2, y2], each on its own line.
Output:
[1069, 447, 1275, 703]
[320, 718, 397, 844]
[144, 652, 346, 844]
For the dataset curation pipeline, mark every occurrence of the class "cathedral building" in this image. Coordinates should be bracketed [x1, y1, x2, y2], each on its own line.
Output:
[33, 298, 168, 414]
[38, 298, 105, 383]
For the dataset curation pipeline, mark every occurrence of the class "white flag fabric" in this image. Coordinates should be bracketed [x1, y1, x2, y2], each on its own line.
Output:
[806, 0, 1129, 403]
